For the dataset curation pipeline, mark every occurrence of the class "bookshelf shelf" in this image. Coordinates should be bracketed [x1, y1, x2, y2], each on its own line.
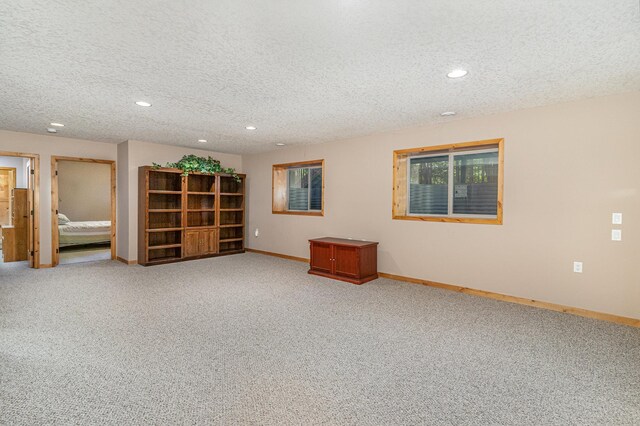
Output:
[138, 167, 245, 266]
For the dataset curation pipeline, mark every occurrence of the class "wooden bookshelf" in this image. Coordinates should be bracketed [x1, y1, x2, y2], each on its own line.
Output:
[138, 167, 245, 266]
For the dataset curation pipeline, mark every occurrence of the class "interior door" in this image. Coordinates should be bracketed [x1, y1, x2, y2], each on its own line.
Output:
[13, 189, 28, 261]
[334, 245, 359, 278]
[52, 160, 59, 266]
[27, 164, 34, 268]
[310, 242, 333, 273]
[0, 168, 16, 226]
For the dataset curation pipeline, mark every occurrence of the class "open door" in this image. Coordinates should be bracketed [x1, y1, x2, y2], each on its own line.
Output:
[51, 159, 58, 267]
[51, 156, 116, 267]
[0, 152, 39, 268]
[27, 161, 35, 268]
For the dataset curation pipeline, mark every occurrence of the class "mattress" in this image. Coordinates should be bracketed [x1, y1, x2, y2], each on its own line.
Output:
[59, 221, 111, 247]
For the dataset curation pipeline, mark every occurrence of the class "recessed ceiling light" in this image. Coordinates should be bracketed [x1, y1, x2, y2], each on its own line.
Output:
[245, 125, 257, 130]
[50, 122, 64, 127]
[47, 128, 57, 133]
[135, 101, 152, 107]
[447, 69, 468, 79]
[276, 143, 286, 146]
[197, 139, 207, 143]
[441, 111, 456, 116]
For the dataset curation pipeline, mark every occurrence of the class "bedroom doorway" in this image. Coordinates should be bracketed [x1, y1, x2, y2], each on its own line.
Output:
[0, 151, 40, 269]
[51, 157, 116, 267]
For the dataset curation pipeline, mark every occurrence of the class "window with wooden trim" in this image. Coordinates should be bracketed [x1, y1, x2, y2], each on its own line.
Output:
[393, 139, 503, 224]
[272, 160, 324, 216]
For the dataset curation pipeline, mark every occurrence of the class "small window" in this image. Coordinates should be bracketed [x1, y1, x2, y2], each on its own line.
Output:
[394, 139, 503, 224]
[273, 160, 324, 216]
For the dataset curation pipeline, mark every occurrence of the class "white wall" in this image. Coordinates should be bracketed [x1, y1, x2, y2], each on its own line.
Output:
[57, 160, 111, 221]
[116, 141, 130, 260]
[0, 130, 117, 266]
[118, 139, 243, 262]
[243, 91, 640, 320]
[0, 131, 243, 265]
[0, 156, 28, 188]
[0, 132, 243, 266]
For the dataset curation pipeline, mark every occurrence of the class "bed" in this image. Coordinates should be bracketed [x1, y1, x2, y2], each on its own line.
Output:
[58, 214, 111, 247]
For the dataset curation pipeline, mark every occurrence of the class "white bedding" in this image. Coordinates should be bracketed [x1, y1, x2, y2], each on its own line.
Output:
[59, 221, 111, 247]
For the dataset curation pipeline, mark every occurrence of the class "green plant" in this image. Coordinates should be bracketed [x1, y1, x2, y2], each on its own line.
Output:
[152, 155, 240, 182]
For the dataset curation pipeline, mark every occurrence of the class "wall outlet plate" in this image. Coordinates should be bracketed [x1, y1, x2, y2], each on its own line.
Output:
[611, 229, 622, 241]
[573, 261, 583, 273]
[612, 213, 623, 225]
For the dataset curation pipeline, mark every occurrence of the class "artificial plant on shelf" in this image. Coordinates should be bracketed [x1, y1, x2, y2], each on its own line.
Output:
[152, 155, 240, 182]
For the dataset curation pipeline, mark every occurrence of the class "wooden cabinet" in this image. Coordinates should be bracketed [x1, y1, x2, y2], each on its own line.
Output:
[12, 189, 29, 260]
[1, 189, 29, 263]
[138, 167, 244, 266]
[185, 229, 217, 257]
[310, 242, 333, 273]
[1, 226, 17, 262]
[308, 237, 378, 284]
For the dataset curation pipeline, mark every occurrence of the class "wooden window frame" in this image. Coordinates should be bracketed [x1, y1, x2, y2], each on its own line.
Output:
[393, 138, 504, 225]
[272, 159, 324, 216]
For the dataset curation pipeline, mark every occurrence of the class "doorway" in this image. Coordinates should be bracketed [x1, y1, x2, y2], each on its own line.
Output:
[51, 157, 116, 267]
[0, 151, 40, 269]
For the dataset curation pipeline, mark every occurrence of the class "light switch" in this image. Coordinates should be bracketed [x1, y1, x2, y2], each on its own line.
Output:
[611, 229, 622, 241]
[612, 213, 623, 225]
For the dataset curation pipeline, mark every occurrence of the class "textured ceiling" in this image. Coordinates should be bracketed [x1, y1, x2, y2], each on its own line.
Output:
[1, 1, 639, 154]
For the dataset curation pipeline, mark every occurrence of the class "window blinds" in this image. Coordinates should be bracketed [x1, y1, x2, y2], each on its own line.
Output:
[409, 155, 448, 215]
[408, 151, 498, 216]
[288, 167, 322, 211]
[452, 152, 498, 215]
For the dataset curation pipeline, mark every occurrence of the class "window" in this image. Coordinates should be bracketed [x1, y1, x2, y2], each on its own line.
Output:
[273, 160, 324, 215]
[393, 139, 503, 224]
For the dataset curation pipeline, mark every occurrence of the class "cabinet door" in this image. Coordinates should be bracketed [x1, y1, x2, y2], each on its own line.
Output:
[334, 245, 359, 278]
[2, 227, 17, 262]
[208, 229, 218, 254]
[185, 230, 201, 257]
[310, 242, 333, 273]
[198, 230, 207, 254]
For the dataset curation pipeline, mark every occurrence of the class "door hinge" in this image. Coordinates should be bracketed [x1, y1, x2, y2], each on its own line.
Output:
[30, 169, 35, 175]
[30, 251, 34, 256]
[55, 210, 58, 214]
[55, 170, 58, 176]
[30, 210, 34, 215]
[56, 249, 59, 254]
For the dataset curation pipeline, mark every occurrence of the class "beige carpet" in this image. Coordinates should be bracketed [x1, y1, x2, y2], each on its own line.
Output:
[1, 253, 639, 425]
[59, 246, 111, 265]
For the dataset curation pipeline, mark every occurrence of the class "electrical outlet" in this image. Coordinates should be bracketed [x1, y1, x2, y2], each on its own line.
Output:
[573, 261, 583, 273]
[611, 229, 622, 241]
[254, 228, 259, 237]
[612, 213, 623, 225]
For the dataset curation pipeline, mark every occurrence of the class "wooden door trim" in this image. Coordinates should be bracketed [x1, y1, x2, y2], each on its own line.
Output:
[0, 151, 40, 268]
[51, 156, 116, 267]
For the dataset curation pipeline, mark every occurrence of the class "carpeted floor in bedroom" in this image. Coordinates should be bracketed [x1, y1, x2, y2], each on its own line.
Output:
[1, 253, 638, 425]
